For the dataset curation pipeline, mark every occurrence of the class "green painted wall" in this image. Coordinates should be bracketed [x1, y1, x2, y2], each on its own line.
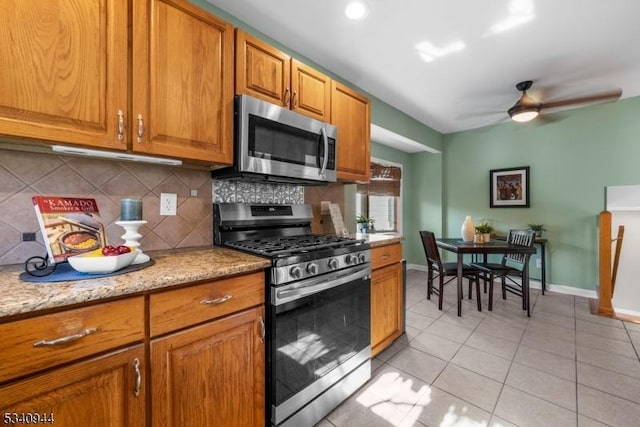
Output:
[441, 96, 640, 290]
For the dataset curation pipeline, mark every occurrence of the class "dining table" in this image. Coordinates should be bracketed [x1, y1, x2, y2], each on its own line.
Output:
[436, 238, 537, 316]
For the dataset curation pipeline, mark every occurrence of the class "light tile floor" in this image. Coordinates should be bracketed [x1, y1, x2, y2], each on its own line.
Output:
[316, 269, 640, 427]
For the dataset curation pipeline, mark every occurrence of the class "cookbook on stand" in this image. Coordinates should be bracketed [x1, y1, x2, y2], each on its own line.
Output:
[32, 196, 108, 264]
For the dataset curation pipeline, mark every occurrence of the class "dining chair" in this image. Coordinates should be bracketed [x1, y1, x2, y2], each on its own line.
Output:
[419, 230, 482, 311]
[469, 229, 536, 316]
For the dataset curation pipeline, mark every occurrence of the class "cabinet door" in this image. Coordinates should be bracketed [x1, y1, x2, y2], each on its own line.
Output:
[0, 0, 128, 150]
[236, 29, 290, 108]
[371, 262, 403, 356]
[291, 59, 331, 121]
[331, 81, 371, 182]
[0, 345, 145, 427]
[132, 0, 234, 164]
[151, 307, 265, 427]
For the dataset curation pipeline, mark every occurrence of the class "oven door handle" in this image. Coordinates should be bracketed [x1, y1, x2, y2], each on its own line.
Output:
[274, 265, 371, 306]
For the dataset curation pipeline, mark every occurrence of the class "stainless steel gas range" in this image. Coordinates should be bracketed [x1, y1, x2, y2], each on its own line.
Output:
[214, 203, 372, 427]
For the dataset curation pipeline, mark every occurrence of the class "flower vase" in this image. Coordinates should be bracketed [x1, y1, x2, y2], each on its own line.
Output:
[461, 216, 475, 242]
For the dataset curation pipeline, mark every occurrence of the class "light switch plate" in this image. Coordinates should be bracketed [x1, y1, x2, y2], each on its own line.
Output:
[160, 193, 177, 216]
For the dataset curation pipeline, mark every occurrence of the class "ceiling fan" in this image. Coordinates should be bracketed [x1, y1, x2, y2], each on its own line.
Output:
[507, 80, 622, 123]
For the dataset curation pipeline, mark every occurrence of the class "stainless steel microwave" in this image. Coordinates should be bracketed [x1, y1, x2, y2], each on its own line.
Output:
[212, 94, 337, 184]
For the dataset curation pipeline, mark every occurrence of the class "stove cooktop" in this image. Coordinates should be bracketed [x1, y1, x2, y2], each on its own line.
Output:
[225, 234, 365, 258]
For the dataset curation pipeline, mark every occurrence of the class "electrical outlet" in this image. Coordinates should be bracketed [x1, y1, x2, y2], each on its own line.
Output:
[22, 232, 36, 242]
[536, 258, 542, 268]
[160, 193, 177, 216]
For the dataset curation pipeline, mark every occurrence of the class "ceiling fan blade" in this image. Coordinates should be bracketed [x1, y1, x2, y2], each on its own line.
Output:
[541, 89, 622, 110]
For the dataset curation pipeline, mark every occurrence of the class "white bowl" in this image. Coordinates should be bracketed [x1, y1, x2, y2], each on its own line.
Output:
[68, 249, 138, 274]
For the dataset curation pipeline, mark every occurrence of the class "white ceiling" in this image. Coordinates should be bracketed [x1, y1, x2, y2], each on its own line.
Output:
[207, 0, 640, 135]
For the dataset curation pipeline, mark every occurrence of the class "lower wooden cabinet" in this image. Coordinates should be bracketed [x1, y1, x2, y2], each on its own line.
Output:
[0, 345, 145, 427]
[370, 242, 404, 357]
[0, 271, 266, 427]
[150, 306, 265, 427]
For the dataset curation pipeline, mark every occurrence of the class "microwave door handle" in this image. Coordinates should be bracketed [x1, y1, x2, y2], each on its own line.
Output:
[319, 127, 328, 176]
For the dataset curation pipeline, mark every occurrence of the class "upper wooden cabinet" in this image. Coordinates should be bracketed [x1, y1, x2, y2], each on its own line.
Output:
[235, 29, 331, 122]
[0, 0, 234, 165]
[0, 0, 128, 150]
[331, 81, 371, 182]
[132, 0, 234, 164]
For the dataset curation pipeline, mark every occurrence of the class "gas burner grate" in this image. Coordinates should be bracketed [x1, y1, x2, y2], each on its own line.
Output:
[226, 235, 365, 257]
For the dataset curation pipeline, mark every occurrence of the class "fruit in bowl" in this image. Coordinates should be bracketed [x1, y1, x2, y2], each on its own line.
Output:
[68, 246, 138, 274]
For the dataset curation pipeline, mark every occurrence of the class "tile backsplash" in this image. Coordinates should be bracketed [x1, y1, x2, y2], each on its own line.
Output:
[0, 149, 213, 266]
[0, 148, 343, 266]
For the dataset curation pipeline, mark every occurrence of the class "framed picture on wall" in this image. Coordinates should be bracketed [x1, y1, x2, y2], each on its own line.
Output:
[490, 166, 530, 208]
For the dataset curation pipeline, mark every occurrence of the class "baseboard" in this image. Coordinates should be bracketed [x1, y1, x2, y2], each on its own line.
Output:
[407, 265, 598, 299]
[407, 263, 427, 272]
[530, 280, 598, 299]
[612, 307, 640, 318]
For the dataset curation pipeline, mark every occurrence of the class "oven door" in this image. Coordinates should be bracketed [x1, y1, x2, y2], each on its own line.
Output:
[267, 265, 371, 426]
[236, 94, 337, 183]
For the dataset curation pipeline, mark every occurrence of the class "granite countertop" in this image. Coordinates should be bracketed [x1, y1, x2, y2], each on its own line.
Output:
[358, 233, 403, 247]
[0, 246, 271, 320]
[0, 235, 401, 321]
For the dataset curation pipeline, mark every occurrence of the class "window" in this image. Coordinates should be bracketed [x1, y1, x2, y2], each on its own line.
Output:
[356, 160, 402, 233]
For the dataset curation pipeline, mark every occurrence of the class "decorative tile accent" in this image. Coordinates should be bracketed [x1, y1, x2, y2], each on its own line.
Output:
[0, 149, 213, 266]
[212, 179, 304, 204]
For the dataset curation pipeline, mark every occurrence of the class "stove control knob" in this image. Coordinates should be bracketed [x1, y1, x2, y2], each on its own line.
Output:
[345, 254, 356, 265]
[289, 265, 302, 279]
[358, 253, 367, 264]
[306, 263, 318, 275]
[327, 258, 339, 270]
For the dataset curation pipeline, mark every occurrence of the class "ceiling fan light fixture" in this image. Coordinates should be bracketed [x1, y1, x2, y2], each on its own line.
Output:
[345, 1, 369, 20]
[508, 104, 540, 122]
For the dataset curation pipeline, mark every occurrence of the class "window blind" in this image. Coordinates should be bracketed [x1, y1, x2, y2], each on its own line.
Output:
[357, 162, 402, 197]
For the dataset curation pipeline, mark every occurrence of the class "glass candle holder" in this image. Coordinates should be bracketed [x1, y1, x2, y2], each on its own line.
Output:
[120, 198, 142, 221]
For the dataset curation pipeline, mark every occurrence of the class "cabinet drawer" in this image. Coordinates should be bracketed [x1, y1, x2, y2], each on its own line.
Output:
[371, 243, 403, 270]
[0, 297, 144, 384]
[149, 271, 265, 337]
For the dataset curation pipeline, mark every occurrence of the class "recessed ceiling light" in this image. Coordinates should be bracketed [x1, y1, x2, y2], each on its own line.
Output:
[345, 1, 369, 20]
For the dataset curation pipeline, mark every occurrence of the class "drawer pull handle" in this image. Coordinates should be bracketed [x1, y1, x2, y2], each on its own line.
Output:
[117, 110, 125, 141]
[284, 88, 291, 107]
[133, 358, 142, 397]
[380, 254, 390, 259]
[201, 294, 232, 305]
[33, 327, 98, 347]
[136, 114, 144, 143]
[258, 316, 265, 343]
